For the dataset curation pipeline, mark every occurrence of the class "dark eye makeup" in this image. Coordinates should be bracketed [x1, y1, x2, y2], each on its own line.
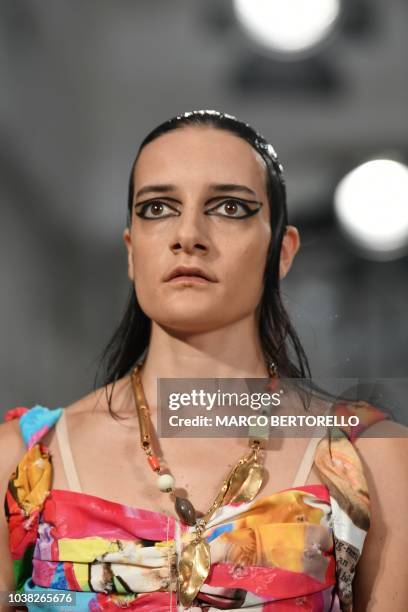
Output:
[134, 198, 262, 220]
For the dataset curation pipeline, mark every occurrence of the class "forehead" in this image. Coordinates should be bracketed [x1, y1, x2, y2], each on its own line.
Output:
[133, 126, 267, 193]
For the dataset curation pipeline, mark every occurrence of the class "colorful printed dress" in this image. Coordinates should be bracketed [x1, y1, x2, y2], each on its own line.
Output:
[4, 401, 385, 611]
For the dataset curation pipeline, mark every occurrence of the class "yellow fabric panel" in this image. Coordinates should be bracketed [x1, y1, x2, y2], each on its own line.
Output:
[236, 489, 324, 530]
[219, 523, 307, 572]
[59, 537, 120, 562]
[72, 561, 90, 591]
[255, 523, 306, 570]
[12, 445, 52, 514]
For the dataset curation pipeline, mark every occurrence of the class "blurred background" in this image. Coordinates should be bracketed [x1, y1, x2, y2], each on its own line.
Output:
[1, 0, 407, 421]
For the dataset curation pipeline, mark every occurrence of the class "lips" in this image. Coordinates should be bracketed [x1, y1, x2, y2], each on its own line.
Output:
[164, 266, 217, 282]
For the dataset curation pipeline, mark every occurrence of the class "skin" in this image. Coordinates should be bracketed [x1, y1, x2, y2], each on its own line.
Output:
[0, 126, 407, 611]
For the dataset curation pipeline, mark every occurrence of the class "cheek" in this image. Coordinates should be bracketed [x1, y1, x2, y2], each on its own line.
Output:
[224, 226, 271, 297]
[231, 221, 270, 268]
[130, 234, 163, 298]
[131, 230, 163, 272]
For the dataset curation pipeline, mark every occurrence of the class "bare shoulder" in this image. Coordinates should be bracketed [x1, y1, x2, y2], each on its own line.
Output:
[354, 419, 408, 466]
[358, 417, 407, 437]
[60, 375, 132, 432]
[353, 420, 408, 515]
[0, 418, 26, 474]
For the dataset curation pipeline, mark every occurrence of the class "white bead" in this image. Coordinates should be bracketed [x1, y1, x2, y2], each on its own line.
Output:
[157, 473, 175, 492]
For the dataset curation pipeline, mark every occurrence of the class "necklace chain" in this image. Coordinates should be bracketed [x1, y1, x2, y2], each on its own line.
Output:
[130, 359, 278, 606]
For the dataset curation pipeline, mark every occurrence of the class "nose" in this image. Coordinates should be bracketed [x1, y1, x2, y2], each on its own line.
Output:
[170, 205, 210, 255]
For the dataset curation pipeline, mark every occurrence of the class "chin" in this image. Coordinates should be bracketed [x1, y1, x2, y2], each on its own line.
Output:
[152, 310, 231, 335]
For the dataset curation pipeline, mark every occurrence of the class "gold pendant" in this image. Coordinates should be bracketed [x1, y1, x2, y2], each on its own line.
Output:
[177, 448, 264, 605]
[224, 459, 264, 504]
[178, 536, 211, 607]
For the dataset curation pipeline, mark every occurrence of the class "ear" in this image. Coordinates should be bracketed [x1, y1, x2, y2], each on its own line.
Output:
[279, 225, 300, 280]
[123, 227, 135, 282]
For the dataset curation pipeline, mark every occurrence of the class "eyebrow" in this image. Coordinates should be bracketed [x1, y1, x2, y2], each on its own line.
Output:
[135, 183, 258, 199]
[209, 183, 257, 197]
[135, 184, 177, 198]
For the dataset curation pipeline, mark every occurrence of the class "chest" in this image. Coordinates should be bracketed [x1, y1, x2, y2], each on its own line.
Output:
[44, 413, 324, 517]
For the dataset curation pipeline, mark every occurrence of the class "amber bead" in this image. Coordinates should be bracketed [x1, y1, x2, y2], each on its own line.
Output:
[175, 496, 196, 526]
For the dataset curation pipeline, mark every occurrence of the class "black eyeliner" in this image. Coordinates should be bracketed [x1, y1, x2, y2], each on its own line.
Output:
[134, 199, 180, 219]
[134, 196, 181, 208]
[135, 198, 262, 219]
[206, 200, 262, 219]
[205, 196, 262, 206]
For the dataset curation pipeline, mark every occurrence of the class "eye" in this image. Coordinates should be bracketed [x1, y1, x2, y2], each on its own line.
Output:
[206, 199, 261, 219]
[135, 200, 179, 220]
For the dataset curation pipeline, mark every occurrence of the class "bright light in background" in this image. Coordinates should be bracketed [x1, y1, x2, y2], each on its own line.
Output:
[233, 0, 341, 56]
[334, 159, 408, 260]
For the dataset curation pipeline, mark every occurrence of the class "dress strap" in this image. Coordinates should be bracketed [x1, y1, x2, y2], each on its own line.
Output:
[55, 409, 82, 493]
[291, 400, 339, 488]
[291, 434, 322, 488]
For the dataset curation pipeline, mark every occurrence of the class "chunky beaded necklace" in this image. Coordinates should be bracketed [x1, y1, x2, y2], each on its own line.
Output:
[130, 360, 278, 607]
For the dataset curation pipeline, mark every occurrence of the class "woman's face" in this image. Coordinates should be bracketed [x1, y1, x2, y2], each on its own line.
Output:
[124, 126, 298, 334]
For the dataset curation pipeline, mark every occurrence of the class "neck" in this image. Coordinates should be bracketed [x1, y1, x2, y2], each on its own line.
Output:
[144, 314, 269, 378]
[125, 314, 270, 416]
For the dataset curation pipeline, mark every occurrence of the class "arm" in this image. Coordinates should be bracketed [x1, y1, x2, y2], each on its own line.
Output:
[353, 420, 408, 611]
